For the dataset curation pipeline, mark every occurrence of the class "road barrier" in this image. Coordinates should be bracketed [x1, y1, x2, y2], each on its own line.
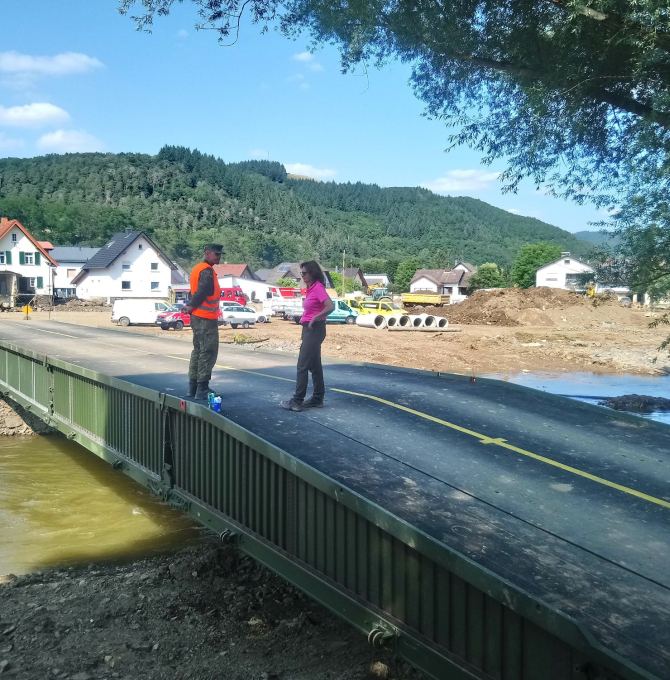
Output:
[0, 339, 656, 680]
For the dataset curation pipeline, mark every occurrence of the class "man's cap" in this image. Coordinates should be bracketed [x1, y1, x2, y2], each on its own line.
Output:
[204, 244, 223, 254]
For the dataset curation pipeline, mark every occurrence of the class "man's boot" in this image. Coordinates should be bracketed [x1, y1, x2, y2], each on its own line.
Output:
[186, 380, 197, 398]
[194, 382, 210, 400]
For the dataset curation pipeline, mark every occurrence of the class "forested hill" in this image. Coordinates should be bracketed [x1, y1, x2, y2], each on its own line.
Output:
[0, 146, 590, 270]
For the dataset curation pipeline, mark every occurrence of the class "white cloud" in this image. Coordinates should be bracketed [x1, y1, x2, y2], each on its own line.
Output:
[0, 133, 24, 151]
[507, 208, 542, 219]
[285, 163, 337, 180]
[0, 103, 70, 128]
[292, 52, 324, 72]
[177, 29, 189, 38]
[421, 169, 501, 194]
[0, 51, 103, 76]
[250, 148, 269, 159]
[36, 129, 104, 153]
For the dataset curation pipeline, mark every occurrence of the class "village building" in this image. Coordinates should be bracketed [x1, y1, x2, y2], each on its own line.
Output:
[265, 262, 334, 289]
[535, 253, 594, 291]
[409, 265, 476, 301]
[363, 273, 390, 288]
[72, 229, 176, 302]
[50, 246, 101, 299]
[0, 218, 58, 307]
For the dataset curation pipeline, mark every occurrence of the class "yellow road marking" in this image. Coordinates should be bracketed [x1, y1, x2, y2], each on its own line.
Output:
[166, 355, 670, 509]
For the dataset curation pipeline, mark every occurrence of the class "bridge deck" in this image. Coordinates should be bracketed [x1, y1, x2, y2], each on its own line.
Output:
[3, 320, 669, 679]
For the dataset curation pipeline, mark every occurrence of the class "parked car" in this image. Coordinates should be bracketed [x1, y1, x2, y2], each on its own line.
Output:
[155, 304, 225, 330]
[283, 300, 358, 325]
[112, 299, 172, 326]
[619, 296, 632, 308]
[359, 301, 408, 315]
[221, 305, 262, 329]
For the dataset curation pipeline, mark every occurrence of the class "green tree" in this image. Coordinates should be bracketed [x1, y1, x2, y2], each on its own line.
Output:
[394, 257, 422, 293]
[467, 263, 507, 291]
[276, 278, 297, 287]
[329, 272, 362, 296]
[512, 243, 562, 289]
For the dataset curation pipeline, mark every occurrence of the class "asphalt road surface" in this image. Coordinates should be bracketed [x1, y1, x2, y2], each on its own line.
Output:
[2, 320, 669, 678]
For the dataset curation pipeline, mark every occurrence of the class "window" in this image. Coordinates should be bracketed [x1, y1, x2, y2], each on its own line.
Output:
[151, 282, 159, 290]
[121, 281, 131, 290]
[122, 261, 131, 270]
[545, 277, 558, 281]
[29, 277, 36, 288]
[24, 253, 34, 265]
[138, 244, 143, 250]
[565, 274, 580, 284]
[564, 259, 570, 264]
[278, 265, 291, 272]
[67, 268, 76, 277]
[151, 262, 158, 271]
[11, 233, 17, 242]
[0, 253, 4, 265]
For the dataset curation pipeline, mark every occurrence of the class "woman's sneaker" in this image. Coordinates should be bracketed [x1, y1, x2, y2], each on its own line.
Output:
[280, 399, 303, 412]
[302, 397, 324, 408]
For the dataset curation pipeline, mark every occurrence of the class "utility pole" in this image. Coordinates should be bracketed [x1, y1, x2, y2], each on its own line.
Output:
[342, 249, 346, 299]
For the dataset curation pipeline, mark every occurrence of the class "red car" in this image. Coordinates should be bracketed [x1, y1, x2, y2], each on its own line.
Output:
[155, 303, 235, 330]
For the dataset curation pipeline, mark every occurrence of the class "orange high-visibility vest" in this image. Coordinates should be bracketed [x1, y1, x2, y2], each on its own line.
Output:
[190, 262, 221, 320]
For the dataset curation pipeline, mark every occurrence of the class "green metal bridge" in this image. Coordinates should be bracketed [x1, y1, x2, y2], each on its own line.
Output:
[1, 322, 669, 680]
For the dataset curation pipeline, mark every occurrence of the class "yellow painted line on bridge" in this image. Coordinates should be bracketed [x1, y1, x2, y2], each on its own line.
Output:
[165, 354, 670, 510]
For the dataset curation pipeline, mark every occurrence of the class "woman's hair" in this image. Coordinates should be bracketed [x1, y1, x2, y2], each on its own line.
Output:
[300, 260, 326, 286]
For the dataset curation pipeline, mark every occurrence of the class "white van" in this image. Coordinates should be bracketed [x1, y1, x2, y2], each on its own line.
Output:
[112, 299, 172, 326]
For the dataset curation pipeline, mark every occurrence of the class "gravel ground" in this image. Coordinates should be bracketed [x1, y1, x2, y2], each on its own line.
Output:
[0, 543, 423, 680]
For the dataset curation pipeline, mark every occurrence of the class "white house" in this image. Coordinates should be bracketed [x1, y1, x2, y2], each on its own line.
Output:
[0, 217, 58, 307]
[50, 246, 100, 299]
[72, 230, 176, 302]
[363, 273, 390, 287]
[409, 267, 475, 300]
[535, 253, 594, 290]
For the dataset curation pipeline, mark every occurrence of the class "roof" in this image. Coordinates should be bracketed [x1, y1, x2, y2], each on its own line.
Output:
[266, 262, 334, 288]
[255, 268, 270, 282]
[38, 241, 54, 250]
[0, 218, 57, 266]
[171, 269, 188, 285]
[411, 269, 468, 286]
[536, 255, 594, 273]
[454, 261, 477, 273]
[50, 246, 101, 264]
[213, 264, 253, 278]
[72, 230, 176, 284]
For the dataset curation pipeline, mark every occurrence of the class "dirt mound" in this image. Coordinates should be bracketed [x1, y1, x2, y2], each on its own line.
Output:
[427, 288, 619, 327]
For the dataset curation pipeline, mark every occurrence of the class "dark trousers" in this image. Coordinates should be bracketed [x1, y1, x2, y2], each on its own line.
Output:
[293, 321, 326, 403]
[188, 316, 219, 383]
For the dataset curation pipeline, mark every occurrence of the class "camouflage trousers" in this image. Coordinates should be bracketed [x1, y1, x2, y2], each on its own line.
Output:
[188, 316, 220, 383]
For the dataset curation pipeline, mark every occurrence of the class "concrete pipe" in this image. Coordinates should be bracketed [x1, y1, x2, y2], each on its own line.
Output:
[408, 315, 424, 328]
[386, 314, 404, 328]
[397, 315, 411, 327]
[419, 314, 437, 327]
[356, 314, 388, 329]
[436, 317, 449, 328]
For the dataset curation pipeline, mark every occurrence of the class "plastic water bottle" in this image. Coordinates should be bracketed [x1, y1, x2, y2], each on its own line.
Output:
[207, 392, 215, 409]
[212, 396, 222, 413]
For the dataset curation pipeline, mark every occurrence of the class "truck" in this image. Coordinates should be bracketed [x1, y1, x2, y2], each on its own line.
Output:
[170, 284, 246, 306]
[401, 292, 451, 307]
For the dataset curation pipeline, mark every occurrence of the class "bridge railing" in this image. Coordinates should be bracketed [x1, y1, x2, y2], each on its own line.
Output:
[0, 339, 652, 680]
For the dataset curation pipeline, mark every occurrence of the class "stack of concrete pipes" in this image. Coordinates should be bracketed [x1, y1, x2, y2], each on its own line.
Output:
[356, 313, 448, 330]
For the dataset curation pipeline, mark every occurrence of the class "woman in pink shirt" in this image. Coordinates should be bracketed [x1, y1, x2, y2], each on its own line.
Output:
[281, 261, 334, 412]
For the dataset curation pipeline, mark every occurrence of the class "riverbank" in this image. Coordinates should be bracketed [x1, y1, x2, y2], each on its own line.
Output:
[0, 397, 54, 437]
[0, 543, 419, 680]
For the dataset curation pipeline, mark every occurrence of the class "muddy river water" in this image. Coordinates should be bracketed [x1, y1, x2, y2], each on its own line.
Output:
[0, 435, 204, 576]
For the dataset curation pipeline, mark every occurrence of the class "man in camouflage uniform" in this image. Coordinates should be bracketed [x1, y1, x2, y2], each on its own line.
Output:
[182, 245, 223, 399]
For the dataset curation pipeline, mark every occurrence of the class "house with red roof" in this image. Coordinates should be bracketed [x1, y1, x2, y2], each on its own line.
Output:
[212, 264, 255, 280]
[0, 218, 58, 307]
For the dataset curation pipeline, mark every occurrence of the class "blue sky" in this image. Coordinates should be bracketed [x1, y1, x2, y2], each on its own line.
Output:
[1, 0, 607, 233]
